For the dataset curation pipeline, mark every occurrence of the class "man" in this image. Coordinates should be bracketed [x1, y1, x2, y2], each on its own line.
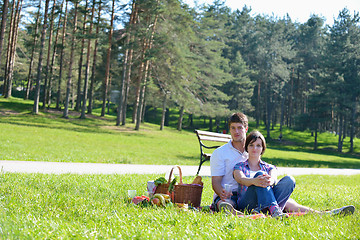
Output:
[210, 112, 355, 216]
[210, 112, 249, 214]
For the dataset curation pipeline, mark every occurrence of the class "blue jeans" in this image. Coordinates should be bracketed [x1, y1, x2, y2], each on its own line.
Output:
[237, 171, 295, 212]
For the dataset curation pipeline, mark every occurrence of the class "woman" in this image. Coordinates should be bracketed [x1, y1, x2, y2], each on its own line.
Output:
[233, 130, 295, 218]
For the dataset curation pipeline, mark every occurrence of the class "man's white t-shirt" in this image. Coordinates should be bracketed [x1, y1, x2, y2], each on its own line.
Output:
[210, 140, 248, 195]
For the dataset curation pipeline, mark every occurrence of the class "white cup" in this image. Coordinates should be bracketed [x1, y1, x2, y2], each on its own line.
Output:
[224, 184, 232, 193]
[127, 190, 137, 200]
[224, 184, 232, 202]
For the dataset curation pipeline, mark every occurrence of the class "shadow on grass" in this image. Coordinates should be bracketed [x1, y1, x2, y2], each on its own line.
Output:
[0, 99, 34, 112]
[264, 156, 360, 169]
[269, 144, 360, 160]
[0, 110, 151, 137]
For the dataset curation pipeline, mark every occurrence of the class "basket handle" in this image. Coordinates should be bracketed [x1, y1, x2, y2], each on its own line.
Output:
[167, 165, 183, 184]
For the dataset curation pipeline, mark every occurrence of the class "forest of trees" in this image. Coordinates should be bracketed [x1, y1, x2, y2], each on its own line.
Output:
[0, 0, 359, 153]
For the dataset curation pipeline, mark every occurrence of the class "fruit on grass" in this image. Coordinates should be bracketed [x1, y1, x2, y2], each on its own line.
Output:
[132, 196, 145, 205]
[152, 194, 166, 206]
[131, 196, 150, 206]
[151, 198, 160, 206]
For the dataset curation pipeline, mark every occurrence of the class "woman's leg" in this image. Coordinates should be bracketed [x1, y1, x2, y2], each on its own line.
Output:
[238, 171, 277, 212]
[238, 185, 259, 212]
[284, 198, 319, 213]
[272, 175, 296, 210]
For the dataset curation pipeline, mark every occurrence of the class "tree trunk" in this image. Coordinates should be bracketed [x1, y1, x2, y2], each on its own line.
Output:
[337, 115, 343, 152]
[116, 0, 137, 126]
[289, 68, 294, 127]
[47, 0, 64, 108]
[75, 0, 88, 111]
[141, 100, 146, 123]
[43, 0, 57, 109]
[189, 114, 193, 129]
[2, 0, 15, 96]
[135, 12, 158, 130]
[80, 0, 95, 119]
[134, 82, 144, 130]
[100, 0, 115, 117]
[121, 2, 138, 125]
[265, 75, 271, 139]
[106, 75, 111, 114]
[256, 78, 261, 128]
[33, 0, 50, 114]
[314, 123, 318, 150]
[116, 47, 129, 125]
[132, 47, 145, 123]
[160, 93, 167, 130]
[56, 0, 68, 110]
[0, 0, 9, 68]
[122, 44, 134, 125]
[25, 1, 41, 100]
[177, 106, 184, 131]
[63, 1, 78, 118]
[3, 0, 14, 96]
[349, 101, 356, 153]
[4, 0, 22, 98]
[280, 93, 285, 133]
[87, 0, 101, 114]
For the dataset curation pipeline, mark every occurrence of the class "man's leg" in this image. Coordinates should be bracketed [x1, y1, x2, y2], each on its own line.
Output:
[214, 194, 243, 216]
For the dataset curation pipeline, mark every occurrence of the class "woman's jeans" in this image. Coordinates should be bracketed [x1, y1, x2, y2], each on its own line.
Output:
[238, 171, 295, 212]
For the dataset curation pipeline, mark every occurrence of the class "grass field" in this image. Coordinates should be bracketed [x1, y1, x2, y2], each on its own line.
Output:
[0, 97, 359, 169]
[0, 172, 359, 239]
[1, 97, 360, 239]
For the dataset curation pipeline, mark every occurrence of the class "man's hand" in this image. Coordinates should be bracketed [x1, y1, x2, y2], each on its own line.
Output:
[220, 188, 232, 201]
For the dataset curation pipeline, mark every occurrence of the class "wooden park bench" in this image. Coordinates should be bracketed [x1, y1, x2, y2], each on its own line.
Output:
[194, 129, 232, 175]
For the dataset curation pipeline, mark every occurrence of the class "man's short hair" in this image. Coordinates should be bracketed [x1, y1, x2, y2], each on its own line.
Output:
[228, 112, 248, 128]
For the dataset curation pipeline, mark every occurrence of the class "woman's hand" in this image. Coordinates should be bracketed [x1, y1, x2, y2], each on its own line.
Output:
[254, 174, 272, 188]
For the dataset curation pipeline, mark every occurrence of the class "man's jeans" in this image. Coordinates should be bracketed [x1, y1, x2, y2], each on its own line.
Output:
[238, 171, 295, 212]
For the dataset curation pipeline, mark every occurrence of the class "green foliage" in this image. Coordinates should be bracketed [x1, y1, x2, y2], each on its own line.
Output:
[0, 173, 359, 239]
[3, 1, 360, 147]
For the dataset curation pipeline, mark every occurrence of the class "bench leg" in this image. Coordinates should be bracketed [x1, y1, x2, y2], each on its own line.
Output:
[197, 159, 205, 175]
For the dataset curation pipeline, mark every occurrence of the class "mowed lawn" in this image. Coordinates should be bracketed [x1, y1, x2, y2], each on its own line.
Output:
[1, 97, 359, 169]
[0, 173, 359, 239]
[1, 98, 360, 239]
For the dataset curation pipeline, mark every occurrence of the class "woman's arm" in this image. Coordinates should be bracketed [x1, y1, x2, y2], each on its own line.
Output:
[268, 168, 278, 186]
[233, 169, 269, 188]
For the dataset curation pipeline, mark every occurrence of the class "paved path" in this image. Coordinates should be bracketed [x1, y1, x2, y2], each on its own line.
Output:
[1, 160, 360, 176]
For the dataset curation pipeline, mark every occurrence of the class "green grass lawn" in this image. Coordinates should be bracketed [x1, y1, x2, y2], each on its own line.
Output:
[0, 172, 359, 239]
[0, 97, 359, 169]
[1, 98, 359, 239]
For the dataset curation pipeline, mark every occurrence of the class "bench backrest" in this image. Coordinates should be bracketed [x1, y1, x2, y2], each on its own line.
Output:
[195, 129, 231, 143]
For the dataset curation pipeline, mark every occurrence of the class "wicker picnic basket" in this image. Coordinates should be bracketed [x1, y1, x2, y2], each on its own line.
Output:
[154, 165, 183, 194]
[155, 165, 203, 207]
[170, 166, 204, 207]
[154, 166, 182, 194]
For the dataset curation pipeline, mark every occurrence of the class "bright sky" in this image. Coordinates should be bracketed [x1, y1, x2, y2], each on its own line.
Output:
[185, 0, 360, 25]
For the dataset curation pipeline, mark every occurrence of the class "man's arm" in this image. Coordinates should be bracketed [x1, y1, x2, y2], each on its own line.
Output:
[212, 176, 231, 200]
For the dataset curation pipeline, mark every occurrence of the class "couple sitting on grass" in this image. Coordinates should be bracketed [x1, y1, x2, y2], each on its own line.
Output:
[210, 112, 355, 218]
